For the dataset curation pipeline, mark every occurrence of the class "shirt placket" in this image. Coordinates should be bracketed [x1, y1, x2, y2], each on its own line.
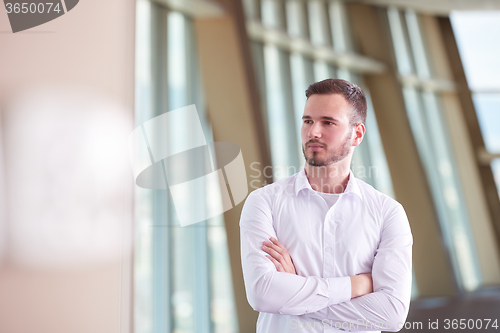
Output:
[322, 196, 341, 280]
[323, 196, 343, 333]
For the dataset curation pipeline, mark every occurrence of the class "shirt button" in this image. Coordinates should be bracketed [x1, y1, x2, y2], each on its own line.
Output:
[325, 246, 333, 252]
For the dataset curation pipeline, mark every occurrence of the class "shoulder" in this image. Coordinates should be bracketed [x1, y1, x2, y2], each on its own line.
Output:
[241, 172, 298, 218]
[246, 172, 297, 202]
[354, 177, 407, 218]
[354, 178, 411, 239]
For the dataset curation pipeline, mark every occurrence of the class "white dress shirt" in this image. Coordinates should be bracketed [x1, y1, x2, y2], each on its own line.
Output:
[240, 168, 412, 332]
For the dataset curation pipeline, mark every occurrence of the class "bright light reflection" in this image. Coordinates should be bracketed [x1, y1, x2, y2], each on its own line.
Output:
[6, 87, 131, 268]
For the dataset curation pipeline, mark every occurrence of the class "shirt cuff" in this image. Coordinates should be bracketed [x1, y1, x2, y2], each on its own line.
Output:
[325, 276, 351, 306]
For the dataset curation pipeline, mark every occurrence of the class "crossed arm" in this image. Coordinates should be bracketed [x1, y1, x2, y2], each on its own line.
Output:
[240, 191, 413, 332]
[263, 237, 374, 299]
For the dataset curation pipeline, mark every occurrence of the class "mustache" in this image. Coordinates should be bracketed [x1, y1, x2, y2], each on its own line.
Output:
[305, 140, 326, 147]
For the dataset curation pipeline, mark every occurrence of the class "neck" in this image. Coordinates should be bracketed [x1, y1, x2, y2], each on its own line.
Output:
[304, 160, 351, 194]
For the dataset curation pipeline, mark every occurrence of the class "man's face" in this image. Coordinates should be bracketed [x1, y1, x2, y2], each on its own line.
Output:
[301, 94, 355, 167]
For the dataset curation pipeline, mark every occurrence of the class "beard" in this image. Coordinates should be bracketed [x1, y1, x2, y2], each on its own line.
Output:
[302, 131, 353, 167]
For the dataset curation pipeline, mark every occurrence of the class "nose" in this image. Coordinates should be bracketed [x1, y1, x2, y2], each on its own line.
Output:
[308, 122, 321, 139]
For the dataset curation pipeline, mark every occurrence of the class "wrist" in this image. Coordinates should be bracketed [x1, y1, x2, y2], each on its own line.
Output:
[350, 275, 360, 298]
[350, 273, 373, 298]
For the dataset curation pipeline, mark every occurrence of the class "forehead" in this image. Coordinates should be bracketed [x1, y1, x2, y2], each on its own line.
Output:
[303, 94, 351, 119]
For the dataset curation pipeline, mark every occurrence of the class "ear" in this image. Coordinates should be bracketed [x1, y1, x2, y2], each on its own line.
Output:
[352, 123, 365, 147]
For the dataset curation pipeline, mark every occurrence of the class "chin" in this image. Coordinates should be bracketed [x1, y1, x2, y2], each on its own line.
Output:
[306, 159, 326, 167]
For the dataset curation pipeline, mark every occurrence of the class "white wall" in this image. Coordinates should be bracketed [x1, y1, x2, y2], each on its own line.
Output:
[0, 1, 136, 332]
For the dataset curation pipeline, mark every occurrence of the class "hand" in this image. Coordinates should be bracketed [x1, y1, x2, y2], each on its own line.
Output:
[350, 273, 373, 298]
[262, 237, 297, 274]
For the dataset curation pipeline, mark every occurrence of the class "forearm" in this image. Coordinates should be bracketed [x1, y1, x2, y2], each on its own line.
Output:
[302, 251, 412, 331]
[303, 249, 412, 330]
[242, 229, 352, 315]
[245, 269, 352, 315]
[247, 267, 373, 315]
[303, 291, 409, 332]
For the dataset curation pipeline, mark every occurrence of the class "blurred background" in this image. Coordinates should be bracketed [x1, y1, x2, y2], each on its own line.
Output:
[1, 0, 500, 332]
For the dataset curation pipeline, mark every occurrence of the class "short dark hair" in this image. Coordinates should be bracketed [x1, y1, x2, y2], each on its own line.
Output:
[305, 78, 367, 125]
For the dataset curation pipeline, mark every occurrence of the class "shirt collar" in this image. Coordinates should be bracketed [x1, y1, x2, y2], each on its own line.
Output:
[294, 167, 363, 200]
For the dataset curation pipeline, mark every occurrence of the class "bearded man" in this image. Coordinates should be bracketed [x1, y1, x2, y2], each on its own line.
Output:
[239, 78, 413, 333]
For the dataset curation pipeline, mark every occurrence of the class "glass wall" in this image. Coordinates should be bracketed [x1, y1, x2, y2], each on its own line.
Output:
[243, 0, 394, 197]
[451, 11, 500, 199]
[134, 1, 238, 332]
[387, 7, 482, 291]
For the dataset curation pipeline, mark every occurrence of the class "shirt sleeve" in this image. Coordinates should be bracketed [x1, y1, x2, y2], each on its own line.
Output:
[303, 202, 413, 332]
[240, 189, 352, 315]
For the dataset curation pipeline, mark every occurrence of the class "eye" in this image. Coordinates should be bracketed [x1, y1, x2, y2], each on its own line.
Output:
[303, 120, 313, 124]
[324, 121, 334, 125]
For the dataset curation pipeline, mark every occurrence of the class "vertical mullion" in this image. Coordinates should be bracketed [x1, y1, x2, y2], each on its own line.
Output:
[279, 48, 300, 170]
[185, 15, 212, 333]
[150, 3, 172, 333]
[404, 10, 432, 80]
[277, 0, 288, 33]
[242, 0, 260, 21]
[251, 41, 270, 148]
[290, 53, 314, 161]
[168, 11, 193, 333]
[328, 0, 353, 53]
[303, 0, 311, 42]
[387, 7, 415, 76]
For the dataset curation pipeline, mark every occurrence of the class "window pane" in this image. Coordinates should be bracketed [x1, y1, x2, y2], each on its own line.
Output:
[450, 11, 500, 91]
[134, 2, 168, 333]
[135, 5, 238, 333]
[264, 45, 300, 179]
[262, 0, 283, 29]
[421, 91, 481, 291]
[286, 0, 307, 38]
[387, 7, 414, 76]
[472, 93, 500, 201]
[313, 60, 335, 82]
[492, 159, 500, 199]
[389, 7, 483, 291]
[404, 10, 432, 80]
[451, 11, 500, 208]
[472, 93, 500, 153]
[335, 67, 350, 81]
[361, 92, 395, 197]
[328, 0, 353, 52]
[307, 0, 331, 46]
[402, 86, 481, 291]
[290, 53, 314, 160]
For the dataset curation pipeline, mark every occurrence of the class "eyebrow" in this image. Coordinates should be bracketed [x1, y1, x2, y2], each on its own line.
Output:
[302, 115, 339, 122]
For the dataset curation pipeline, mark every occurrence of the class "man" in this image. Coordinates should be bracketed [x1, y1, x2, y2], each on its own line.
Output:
[239, 79, 412, 332]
